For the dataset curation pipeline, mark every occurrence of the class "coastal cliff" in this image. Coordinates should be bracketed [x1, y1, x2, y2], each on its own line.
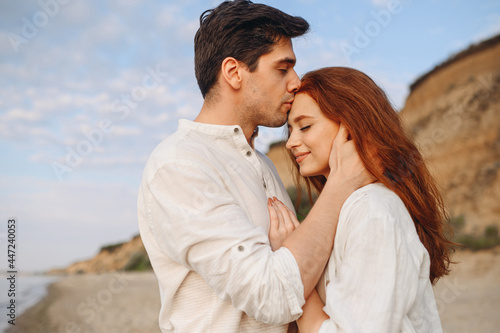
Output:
[49, 234, 150, 274]
[399, 34, 500, 235]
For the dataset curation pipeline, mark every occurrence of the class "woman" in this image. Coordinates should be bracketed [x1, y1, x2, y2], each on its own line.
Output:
[268, 67, 455, 332]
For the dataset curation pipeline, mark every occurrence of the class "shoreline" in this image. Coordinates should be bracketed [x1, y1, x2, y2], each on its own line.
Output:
[7, 272, 161, 333]
[6, 282, 60, 333]
[1, 274, 60, 333]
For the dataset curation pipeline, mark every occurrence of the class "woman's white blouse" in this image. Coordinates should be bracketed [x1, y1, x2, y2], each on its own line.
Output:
[317, 183, 443, 333]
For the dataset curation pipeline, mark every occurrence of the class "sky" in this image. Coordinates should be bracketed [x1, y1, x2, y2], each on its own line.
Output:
[1, 0, 499, 272]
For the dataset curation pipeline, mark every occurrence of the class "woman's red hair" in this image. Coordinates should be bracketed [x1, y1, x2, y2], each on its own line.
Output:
[289, 67, 456, 284]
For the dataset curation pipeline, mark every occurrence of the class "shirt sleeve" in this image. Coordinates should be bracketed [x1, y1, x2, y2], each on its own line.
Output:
[144, 160, 305, 325]
[318, 203, 421, 333]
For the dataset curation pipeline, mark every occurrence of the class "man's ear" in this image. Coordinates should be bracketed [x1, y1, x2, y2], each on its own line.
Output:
[221, 57, 244, 90]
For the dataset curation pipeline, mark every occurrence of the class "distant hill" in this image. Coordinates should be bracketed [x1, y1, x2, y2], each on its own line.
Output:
[48, 234, 150, 275]
[54, 34, 500, 274]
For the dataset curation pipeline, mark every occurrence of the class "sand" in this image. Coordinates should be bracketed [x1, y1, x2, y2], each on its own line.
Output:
[8, 272, 161, 333]
[433, 246, 500, 332]
[9, 247, 500, 333]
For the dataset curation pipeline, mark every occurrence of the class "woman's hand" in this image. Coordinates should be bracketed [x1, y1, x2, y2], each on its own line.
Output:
[268, 197, 300, 251]
[297, 289, 329, 333]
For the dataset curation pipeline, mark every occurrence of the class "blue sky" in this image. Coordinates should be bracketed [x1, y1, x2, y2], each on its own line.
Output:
[1, 0, 499, 272]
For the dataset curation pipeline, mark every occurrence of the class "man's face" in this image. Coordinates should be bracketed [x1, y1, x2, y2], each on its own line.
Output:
[241, 38, 300, 128]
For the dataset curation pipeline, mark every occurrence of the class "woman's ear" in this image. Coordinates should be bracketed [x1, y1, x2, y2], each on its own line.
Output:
[220, 57, 243, 90]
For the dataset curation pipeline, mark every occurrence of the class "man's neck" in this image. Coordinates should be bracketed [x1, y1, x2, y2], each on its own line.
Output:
[194, 101, 255, 144]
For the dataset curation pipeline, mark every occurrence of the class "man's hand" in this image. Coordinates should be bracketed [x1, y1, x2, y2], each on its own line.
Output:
[328, 123, 376, 188]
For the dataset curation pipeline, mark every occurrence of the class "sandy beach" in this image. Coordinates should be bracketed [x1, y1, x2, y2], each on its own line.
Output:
[7, 272, 161, 333]
[8, 246, 500, 333]
[433, 246, 500, 332]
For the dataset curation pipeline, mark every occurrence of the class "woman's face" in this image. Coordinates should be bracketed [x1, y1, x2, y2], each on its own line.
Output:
[286, 93, 340, 178]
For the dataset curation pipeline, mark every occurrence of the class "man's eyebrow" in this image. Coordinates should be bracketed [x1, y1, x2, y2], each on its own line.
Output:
[276, 57, 296, 66]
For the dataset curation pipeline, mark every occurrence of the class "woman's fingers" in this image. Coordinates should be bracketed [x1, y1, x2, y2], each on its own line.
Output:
[273, 200, 286, 231]
[268, 198, 279, 231]
[273, 197, 298, 233]
[268, 197, 301, 251]
[268, 199, 285, 233]
[330, 123, 352, 171]
[289, 208, 300, 229]
[268, 198, 287, 251]
[333, 122, 349, 146]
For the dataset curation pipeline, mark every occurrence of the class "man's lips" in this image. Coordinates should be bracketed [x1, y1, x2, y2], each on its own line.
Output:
[284, 100, 293, 109]
[294, 152, 310, 163]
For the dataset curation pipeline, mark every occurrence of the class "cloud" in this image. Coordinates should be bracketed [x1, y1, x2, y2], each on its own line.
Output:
[0, 31, 14, 55]
[3, 108, 42, 122]
[294, 36, 353, 75]
[55, 0, 95, 25]
[0, 6, 203, 174]
[371, 0, 392, 7]
[473, 14, 500, 43]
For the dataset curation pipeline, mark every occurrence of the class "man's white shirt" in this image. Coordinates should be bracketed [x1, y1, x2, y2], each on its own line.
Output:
[137, 119, 305, 333]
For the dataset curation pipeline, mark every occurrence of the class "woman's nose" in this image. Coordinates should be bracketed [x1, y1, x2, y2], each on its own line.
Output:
[286, 132, 299, 150]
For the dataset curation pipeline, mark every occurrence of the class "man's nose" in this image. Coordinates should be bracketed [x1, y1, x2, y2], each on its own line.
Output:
[287, 69, 300, 93]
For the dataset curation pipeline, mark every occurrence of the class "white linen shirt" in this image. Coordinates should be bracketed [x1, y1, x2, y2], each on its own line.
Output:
[137, 119, 305, 333]
[317, 183, 443, 333]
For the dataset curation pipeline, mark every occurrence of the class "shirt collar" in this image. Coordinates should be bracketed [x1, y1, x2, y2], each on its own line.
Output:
[178, 119, 244, 137]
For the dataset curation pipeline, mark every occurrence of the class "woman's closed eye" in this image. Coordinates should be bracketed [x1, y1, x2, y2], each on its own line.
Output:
[300, 125, 311, 131]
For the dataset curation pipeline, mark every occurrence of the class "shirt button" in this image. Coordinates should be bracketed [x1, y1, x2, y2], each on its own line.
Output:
[246, 151, 251, 157]
[263, 181, 267, 189]
[234, 128, 239, 133]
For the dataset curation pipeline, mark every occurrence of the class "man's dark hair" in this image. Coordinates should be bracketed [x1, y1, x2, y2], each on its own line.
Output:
[194, 0, 309, 99]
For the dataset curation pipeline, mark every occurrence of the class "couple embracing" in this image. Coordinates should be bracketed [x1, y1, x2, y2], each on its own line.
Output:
[137, 1, 455, 332]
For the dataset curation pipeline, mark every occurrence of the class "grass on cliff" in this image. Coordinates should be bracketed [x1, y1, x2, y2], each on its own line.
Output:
[100, 241, 125, 253]
[123, 251, 152, 271]
[449, 215, 500, 251]
[100, 236, 153, 271]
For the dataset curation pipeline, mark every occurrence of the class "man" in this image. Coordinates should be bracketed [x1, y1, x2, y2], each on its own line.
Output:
[137, 1, 372, 332]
